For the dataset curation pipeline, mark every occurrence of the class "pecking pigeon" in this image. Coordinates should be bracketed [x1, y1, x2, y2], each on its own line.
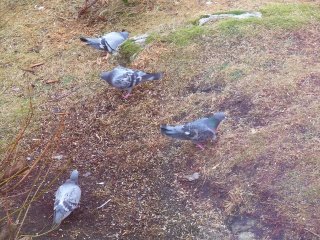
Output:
[53, 170, 81, 228]
[100, 66, 163, 98]
[160, 112, 226, 149]
[80, 30, 129, 55]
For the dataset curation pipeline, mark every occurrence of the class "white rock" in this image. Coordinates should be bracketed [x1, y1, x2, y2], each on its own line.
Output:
[184, 172, 200, 181]
[130, 34, 150, 47]
[52, 155, 63, 160]
[199, 12, 262, 26]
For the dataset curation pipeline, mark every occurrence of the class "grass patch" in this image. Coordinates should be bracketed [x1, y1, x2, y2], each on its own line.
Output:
[230, 69, 245, 81]
[0, 96, 36, 148]
[216, 3, 320, 34]
[119, 39, 142, 61]
[145, 34, 160, 44]
[213, 10, 249, 15]
[1, 0, 320, 239]
[167, 26, 207, 46]
[60, 75, 75, 85]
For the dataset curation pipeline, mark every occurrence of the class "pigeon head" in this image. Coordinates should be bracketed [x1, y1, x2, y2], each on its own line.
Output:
[213, 112, 227, 121]
[120, 30, 129, 39]
[70, 170, 79, 184]
[100, 72, 111, 82]
[207, 112, 226, 129]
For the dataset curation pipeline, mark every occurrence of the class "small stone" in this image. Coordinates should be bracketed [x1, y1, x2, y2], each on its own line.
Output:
[184, 172, 199, 181]
[52, 155, 63, 160]
[238, 231, 256, 240]
[130, 34, 150, 47]
[83, 172, 91, 177]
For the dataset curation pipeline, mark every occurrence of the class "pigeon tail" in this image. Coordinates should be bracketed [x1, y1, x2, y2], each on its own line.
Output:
[141, 73, 163, 82]
[79, 36, 88, 42]
[79, 36, 102, 50]
[52, 209, 66, 227]
[160, 125, 179, 136]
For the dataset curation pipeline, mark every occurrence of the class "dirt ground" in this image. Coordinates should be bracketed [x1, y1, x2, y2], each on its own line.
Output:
[1, 0, 320, 239]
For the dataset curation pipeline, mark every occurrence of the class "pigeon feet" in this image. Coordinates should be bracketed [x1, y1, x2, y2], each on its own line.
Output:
[122, 93, 131, 99]
[96, 53, 110, 65]
[196, 144, 205, 150]
[102, 53, 110, 61]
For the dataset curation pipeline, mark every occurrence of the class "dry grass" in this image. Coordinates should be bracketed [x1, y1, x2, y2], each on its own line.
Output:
[1, 0, 320, 239]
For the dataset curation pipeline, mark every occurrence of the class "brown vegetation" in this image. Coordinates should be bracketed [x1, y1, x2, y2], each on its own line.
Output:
[1, 0, 320, 239]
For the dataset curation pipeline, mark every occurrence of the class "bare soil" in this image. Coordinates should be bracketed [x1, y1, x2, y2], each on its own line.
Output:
[1, 1, 320, 240]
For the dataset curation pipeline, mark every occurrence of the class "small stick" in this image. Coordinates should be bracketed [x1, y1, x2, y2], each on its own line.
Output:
[78, 0, 98, 17]
[305, 228, 320, 238]
[96, 199, 111, 209]
[54, 13, 73, 22]
[45, 79, 59, 84]
[30, 62, 44, 68]
[19, 67, 35, 75]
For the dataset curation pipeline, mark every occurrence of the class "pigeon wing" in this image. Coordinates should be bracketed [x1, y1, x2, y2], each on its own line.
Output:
[111, 67, 139, 90]
[102, 32, 128, 53]
[161, 118, 214, 141]
[53, 181, 81, 225]
[182, 118, 214, 141]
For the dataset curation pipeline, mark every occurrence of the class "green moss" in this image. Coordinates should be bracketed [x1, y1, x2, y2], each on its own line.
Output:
[60, 75, 75, 85]
[215, 10, 248, 15]
[0, 97, 34, 147]
[145, 34, 160, 44]
[230, 69, 245, 81]
[260, 3, 319, 18]
[119, 40, 142, 61]
[167, 26, 207, 47]
[216, 4, 320, 34]
[220, 62, 229, 70]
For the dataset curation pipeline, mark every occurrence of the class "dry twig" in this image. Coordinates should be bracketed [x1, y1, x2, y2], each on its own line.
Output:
[29, 62, 44, 68]
[78, 0, 99, 18]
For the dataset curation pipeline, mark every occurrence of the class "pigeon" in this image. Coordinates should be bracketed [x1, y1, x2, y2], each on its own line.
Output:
[53, 170, 81, 228]
[160, 112, 226, 149]
[100, 66, 163, 98]
[80, 30, 129, 58]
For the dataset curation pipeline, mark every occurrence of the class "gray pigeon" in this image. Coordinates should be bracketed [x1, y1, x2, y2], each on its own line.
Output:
[100, 66, 163, 98]
[80, 30, 129, 54]
[160, 112, 226, 149]
[53, 170, 81, 228]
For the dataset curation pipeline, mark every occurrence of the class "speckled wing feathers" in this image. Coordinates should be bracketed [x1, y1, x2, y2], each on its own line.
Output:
[182, 119, 215, 142]
[53, 177, 81, 227]
[161, 118, 214, 143]
[100, 66, 163, 94]
[160, 113, 226, 146]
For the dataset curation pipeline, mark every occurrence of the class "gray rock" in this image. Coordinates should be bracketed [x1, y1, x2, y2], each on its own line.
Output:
[238, 232, 256, 240]
[130, 34, 150, 47]
[83, 171, 91, 177]
[231, 216, 255, 233]
[199, 12, 262, 26]
[184, 172, 200, 181]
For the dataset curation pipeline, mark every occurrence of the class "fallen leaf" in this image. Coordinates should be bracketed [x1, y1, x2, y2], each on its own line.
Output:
[45, 79, 60, 84]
